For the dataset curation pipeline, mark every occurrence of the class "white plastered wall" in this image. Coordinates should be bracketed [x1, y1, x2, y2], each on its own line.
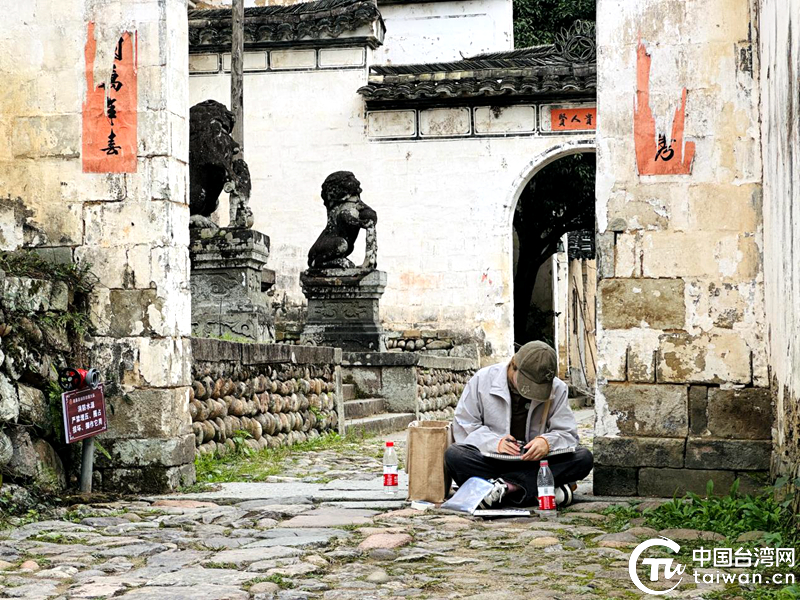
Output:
[373, 0, 513, 65]
[190, 64, 593, 360]
[760, 0, 800, 490]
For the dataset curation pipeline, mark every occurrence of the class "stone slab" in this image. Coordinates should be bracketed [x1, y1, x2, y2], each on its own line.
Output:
[638, 468, 737, 497]
[599, 278, 686, 330]
[119, 586, 248, 600]
[706, 388, 772, 439]
[152, 480, 407, 503]
[685, 438, 772, 470]
[208, 546, 302, 564]
[603, 383, 688, 437]
[593, 436, 685, 468]
[592, 466, 638, 496]
[277, 507, 377, 528]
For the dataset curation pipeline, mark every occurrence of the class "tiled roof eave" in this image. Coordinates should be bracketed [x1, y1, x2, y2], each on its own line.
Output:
[189, 0, 383, 47]
[357, 73, 597, 102]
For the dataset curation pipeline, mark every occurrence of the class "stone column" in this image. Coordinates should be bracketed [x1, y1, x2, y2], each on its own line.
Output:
[86, 0, 194, 492]
[0, 0, 195, 492]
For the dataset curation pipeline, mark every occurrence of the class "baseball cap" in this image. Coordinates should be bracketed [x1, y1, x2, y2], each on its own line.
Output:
[513, 341, 557, 400]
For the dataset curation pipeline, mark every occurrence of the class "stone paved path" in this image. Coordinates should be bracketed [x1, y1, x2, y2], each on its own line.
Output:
[0, 410, 734, 599]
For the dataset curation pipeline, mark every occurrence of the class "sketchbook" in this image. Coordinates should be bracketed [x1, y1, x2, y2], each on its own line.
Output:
[480, 445, 579, 461]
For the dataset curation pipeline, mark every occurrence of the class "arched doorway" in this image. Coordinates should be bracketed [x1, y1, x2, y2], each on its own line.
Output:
[508, 142, 597, 392]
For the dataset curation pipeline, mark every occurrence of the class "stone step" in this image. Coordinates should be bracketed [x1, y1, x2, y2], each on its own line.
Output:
[342, 383, 356, 401]
[344, 398, 386, 419]
[345, 412, 415, 436]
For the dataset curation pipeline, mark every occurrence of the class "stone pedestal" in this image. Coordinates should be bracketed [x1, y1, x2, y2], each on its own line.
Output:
[190, 227, 274, 343]
[300, 268, 387, 352]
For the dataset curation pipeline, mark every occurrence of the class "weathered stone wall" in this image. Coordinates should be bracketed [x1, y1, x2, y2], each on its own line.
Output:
[0, 258, 92, 494]
[190, 338, 342, 457]
[759, 0, 800, 512]
[0, 0, 193, 492]
[594, 0, 768, 496]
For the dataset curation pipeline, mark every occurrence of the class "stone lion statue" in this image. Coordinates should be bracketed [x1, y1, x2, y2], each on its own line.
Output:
[307, 171, 377, 270]
[189, 99, 253, 229]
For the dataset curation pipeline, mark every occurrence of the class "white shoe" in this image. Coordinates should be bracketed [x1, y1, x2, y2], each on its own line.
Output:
[555, 483, 574, 507]
[480, 478, 509, 508]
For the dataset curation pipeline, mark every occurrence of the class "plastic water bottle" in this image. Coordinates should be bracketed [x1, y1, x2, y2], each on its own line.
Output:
[537, 460, 556, 513]
[383, 441, 398, 492]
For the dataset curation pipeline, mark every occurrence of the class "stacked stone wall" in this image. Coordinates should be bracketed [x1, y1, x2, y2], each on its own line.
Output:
[416, 368, 471, 421]
[594, 0, 768, 496]
[0, 256, 93, 494]
[190, 338, 342, 457]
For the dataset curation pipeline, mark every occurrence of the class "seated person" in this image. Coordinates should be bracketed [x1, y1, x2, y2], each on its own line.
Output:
[445, 340, 593, 508]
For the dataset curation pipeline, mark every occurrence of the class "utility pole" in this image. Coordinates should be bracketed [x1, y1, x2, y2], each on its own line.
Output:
[231, 0, 245, 153]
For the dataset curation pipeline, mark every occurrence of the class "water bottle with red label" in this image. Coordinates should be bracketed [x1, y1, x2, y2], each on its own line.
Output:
[537, 460, 556, 511]
[383, 441, 398, 491]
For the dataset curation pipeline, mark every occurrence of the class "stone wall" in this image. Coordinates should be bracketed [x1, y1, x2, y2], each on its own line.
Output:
[342, 352, 475, 415]
[0, 256, 93, 493]
[0, 0, 193, 493]
[416, 367, 472, 422]
[190, 338, 342, 457]
[759, 0, 800, 513]
[594, 0, 768, 496]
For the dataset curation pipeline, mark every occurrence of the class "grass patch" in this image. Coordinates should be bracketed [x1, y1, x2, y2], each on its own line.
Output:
[643, 480, 796, 543]
[194, 431, 373, 484]
[204, 562, 238, 570]
[601, 505, 642, 533]
[245, 574, 294, 589]
[0, 250, 96, 293]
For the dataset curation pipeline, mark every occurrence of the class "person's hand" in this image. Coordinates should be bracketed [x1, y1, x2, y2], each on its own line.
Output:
[522, 437, 549, 461]
[497, 434, 521, 456]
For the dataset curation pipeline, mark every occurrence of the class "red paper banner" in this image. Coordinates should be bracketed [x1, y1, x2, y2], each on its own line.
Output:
[634, 40, 695, 175]
[82, 23, 138, 173]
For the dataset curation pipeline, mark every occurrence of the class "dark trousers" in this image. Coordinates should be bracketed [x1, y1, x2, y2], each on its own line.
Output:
[444, 444, 594, 507]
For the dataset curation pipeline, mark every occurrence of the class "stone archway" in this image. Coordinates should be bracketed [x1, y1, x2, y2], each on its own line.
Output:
[505, 140, 596, 368]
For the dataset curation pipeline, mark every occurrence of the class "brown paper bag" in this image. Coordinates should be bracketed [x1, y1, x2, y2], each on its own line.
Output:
[406, 420, 453, 503]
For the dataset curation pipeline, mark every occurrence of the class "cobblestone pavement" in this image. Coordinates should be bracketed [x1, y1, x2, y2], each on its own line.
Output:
[0, 410, 739, 599]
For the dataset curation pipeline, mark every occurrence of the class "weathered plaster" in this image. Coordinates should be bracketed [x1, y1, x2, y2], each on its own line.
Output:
[759, 0, 800, 511]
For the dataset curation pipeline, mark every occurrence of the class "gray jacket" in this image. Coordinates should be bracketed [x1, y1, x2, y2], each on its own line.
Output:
[452, 361, 579, 453]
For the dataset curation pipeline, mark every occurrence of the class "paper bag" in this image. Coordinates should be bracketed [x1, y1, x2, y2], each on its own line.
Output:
[406, 420, 453, 503]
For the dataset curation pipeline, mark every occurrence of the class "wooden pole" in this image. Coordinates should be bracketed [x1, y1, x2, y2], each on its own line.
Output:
[231, 0, 245, 154]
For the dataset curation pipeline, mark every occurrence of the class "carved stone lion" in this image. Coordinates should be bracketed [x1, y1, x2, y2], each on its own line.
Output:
[307, 171, 377, 270]
[189, 99, 253, 229]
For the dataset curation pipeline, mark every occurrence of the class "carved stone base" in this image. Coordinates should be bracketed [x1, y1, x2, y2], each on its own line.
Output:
[300, 268, 386, 352]
[190, 226, 274, 343]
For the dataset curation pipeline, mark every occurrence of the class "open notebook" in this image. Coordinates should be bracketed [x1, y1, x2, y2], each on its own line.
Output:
[480, 445, 578, 461]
